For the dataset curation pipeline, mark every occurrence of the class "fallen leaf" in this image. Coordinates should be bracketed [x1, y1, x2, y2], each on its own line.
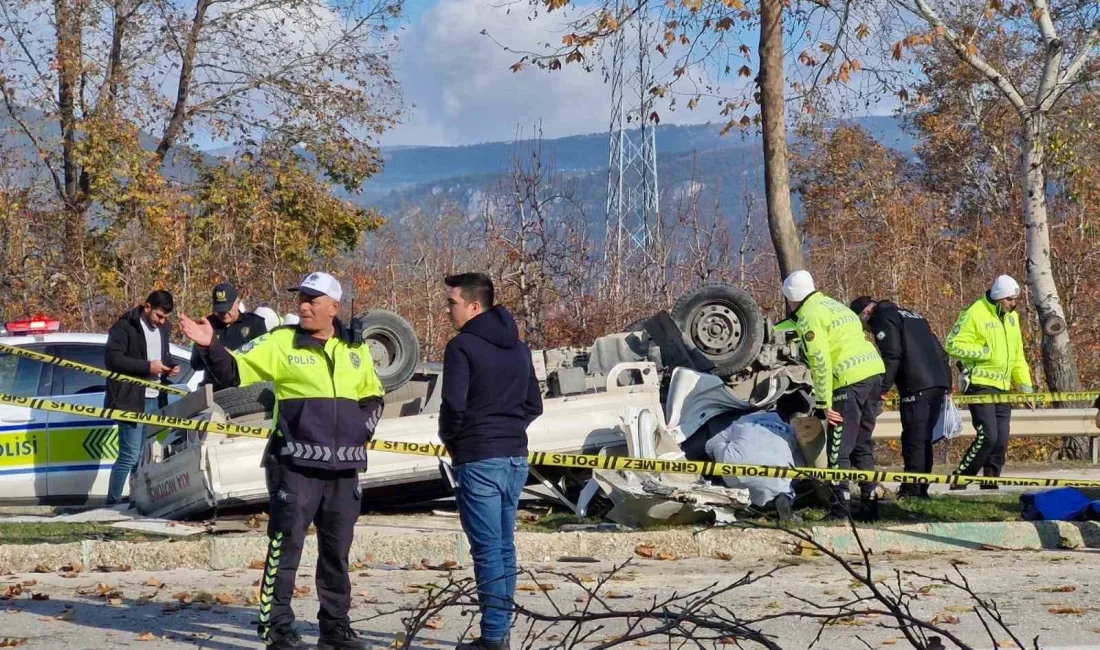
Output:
[390, 632, 407, 649]
[1039, 586, 1076, 593]
[21, 580, 36, 588]
[634, 544, 656, 558]
[719, 637, 738, 645]
[883, 640, 897, 646]
[0, 639, 28, 647]
[30, 594, 48, 601]
[248, 559, 266, 570]
[516, 583, 555, 592]
[996, 642, 1017, 649]
[108, 597, 123, 606]
[574, 596, 587, 603]
[293, 586, 311, 598]
[31, 564, 52, 574]
[246, 588, 261, 606]
[191, 633, 212, 641]
[173, 592, 193, 604]
[95, 565, 132, 573]
[441, 560, 458, 569]
[145, 578, 164, 588]
[60, 573, 80, 579]
[56, 610, 75, 621]
[765, 601, 782, 609]
[713, 552, 732, 561]
[636, 641, 651, 647]
[215, 593, 237, 605]
[655, 551, 677, 561]
[59, 563, 83, 574]
[423, 641, 438, 647]
[137, 632, 156, 641]
[604, 591, 631, 599]
[1048, 606, 1089, 615]
[424, 616, 444, 630]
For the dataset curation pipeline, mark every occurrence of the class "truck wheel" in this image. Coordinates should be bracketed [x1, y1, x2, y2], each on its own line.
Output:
[354, 309, 420, 392]
[214, 383, 275, 419]
[671, 283, 765, 377]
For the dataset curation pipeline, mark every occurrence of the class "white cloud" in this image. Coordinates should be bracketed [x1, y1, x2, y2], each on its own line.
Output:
[385, 0, 615, 146]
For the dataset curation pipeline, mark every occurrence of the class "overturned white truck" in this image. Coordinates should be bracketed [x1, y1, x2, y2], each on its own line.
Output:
[132, 284, 817, 520]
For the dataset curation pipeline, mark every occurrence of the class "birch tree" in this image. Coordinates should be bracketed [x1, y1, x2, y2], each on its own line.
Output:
[887, 0, 1098, 397]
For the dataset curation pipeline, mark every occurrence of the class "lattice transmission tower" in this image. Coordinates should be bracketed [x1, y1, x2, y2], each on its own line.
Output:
[604, 6, 661, 297]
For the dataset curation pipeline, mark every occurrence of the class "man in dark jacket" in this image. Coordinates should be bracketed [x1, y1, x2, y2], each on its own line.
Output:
[190, 283, 269, 392]
[103, 290, 179, 505]
[851, 297, 951, 498]
[440, 273, 543, 650]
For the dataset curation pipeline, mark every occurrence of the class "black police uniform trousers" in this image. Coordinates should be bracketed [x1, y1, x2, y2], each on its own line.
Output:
[956, 385, 1011, 477]
[898, 388, 946, 496]
[828, 375, 884, 502]
[258, 458, 361, 643]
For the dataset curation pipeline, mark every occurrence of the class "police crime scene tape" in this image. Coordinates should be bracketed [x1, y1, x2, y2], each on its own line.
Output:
[884, 390, 1100, 407]
[3, 390, 1099, 489]
[0, 341, 188, 396]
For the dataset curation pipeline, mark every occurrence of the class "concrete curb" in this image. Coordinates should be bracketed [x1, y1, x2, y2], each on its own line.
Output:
[3, 521, 1099, 573]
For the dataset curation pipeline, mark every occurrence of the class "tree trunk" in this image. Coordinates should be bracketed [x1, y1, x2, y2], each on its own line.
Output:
[1021, 116, 1088, 459]
[758, 0, 805, 281]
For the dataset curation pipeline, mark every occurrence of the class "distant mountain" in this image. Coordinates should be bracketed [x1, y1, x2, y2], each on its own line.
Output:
[351, 116, 915, 235]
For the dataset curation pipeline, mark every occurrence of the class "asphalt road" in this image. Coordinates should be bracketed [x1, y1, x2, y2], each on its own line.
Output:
[2, 548, 1099, 650]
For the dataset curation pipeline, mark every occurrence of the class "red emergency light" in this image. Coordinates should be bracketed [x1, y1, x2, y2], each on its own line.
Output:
[4, 315, 61, 334]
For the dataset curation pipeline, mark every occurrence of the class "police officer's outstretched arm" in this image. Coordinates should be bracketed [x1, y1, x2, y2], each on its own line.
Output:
[179, 313, 278, 389]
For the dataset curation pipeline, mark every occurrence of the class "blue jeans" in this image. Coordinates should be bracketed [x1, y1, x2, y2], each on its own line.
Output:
[454, 457, 528, 641]
[106, 397, 159, 503]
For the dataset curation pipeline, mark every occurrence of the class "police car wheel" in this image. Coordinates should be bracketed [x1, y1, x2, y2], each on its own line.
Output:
[354, 310, 419, 393]
[214, 382, 276, 418]
[671, 282, 765, 378]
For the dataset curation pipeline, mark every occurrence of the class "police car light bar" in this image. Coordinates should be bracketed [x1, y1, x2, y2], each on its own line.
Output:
[4, 315, 61, 334]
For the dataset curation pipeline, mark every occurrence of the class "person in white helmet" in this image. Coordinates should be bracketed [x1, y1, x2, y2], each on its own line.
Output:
[945, 275, 1035, 488]
[777, 270, 886, 520]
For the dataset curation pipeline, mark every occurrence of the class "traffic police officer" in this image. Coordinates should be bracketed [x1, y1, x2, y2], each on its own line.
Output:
[180, 272, 384, 650]
[945, 275, 1034, 487]
[779, 271, 886, 520]
[190, 283, 270, 392]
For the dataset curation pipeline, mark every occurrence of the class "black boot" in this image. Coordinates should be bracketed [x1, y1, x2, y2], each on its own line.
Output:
[457, 638, 511, 650]
[854, 497, 880, 523]
[318, 625, 370, 650]
[265, 627, 309, 650]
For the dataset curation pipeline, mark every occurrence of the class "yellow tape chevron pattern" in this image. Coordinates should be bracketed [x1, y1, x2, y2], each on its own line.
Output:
[0, 341, 188, 396]
[4, 391, 1099, 489]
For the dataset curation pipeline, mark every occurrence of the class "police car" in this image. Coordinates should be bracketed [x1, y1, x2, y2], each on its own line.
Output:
[0, 316, 203, 504]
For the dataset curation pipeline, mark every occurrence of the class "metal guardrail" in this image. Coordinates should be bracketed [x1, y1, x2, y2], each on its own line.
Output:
[872, 408, 1100, 464]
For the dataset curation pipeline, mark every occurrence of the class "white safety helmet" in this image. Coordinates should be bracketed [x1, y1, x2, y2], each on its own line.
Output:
[251, 306, 281, 332]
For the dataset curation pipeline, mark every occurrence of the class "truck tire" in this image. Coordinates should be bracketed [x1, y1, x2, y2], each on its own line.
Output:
[213, 383, 275, 419]
[354, 309, 420, 393]
[671, 283, 765, 378]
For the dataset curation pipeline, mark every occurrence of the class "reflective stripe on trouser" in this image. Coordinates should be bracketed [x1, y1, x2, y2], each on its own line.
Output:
[827, 375, 884, 501]
[956, 386, 1012, 476]
[257, 460, 362, 642]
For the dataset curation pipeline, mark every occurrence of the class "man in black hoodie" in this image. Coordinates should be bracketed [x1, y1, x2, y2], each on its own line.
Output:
[440, 273, 543, 650]
[851, 297, 952, 498]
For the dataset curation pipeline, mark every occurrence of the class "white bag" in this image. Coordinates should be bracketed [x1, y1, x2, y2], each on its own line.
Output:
[932, 395, 964, 443]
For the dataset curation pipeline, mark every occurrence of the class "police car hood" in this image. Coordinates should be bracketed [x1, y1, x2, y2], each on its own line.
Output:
[462, 306, 520, 349]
